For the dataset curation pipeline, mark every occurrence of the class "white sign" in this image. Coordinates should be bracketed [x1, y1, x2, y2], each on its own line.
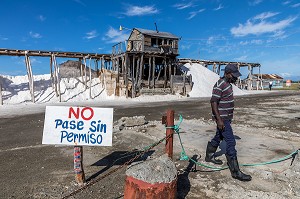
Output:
[42, 106, 113, 146]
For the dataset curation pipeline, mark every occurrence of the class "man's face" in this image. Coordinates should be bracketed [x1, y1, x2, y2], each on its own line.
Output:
[225, 73, 238, 84]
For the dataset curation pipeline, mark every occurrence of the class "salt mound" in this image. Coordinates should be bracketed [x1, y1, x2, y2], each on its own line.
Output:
[1, 74, 108, 104]
[126, 154, 177, 184]
[185, 63, 246, 97]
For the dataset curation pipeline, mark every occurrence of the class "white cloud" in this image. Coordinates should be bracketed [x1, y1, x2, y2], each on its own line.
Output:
[253, 12, 279, 21]
[73, 0, 86, 7]
[29, 31, 42, 39]
[207, 36, 215, 45]
[291, 3, 300, 7]
[271, 30, 287, 39]
[280, 72, 291, 77]
[239, 39, 263, 45]
[124, 5, 158, 16]
[213, 4, 224, 11]
[187, 9, 205, 20]
[282, 1, 291, 5]
[0, 35, 8, 40]
[84, 30, 98, 40]
[249, 0, 263, 6]
[235, 55, 248, 61]
[38, 15, 46, 22]
[251, 39, 263, 44]
[102, 26, 130, 43]
[180, 44, 191, 50]
[240, 41, 249, 45]
[173, 2, 193, 10]
[231, 13, 297, 37]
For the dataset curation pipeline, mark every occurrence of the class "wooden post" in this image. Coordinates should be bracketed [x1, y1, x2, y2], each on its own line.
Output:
[135, 57, 140, 92]
[138, 54, 144, 89]
[80, 58, 84, 82]
[148, 57, 151, 88]
[100, 57, 104, 88]
[125, 54, 129, 98]
[74, 146, 85, 185]
[83, 57, 87, 90]
[152, 57, 155, 88]
[213, 62, 216, 73]
[156, 66, 162, 82]
[164, 57, 167, 88]
[166, 110, 174, 160]
[132, 56, 136, 98]
[247, 64, 252, 90]
[0, 76, 2, 105]
[52, 54, 61, 102]
[51, 54, 58, 96]
[173, 63, 176, 76]
[168, 60, 172, 86]
[50, 56, 54, 89]
[170, 75, 174, 94]
[183, 74, 186, 96]
[24, 54, 35, 103]
[89, 57, 92, 99]
[217, 64, 221, 75]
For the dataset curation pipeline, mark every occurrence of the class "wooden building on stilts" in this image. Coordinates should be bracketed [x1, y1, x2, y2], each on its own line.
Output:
[110, 28, 192, 98]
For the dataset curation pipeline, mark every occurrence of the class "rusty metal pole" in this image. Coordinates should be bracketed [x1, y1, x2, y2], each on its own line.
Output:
[74, 146, 85, 185]
[166, 110, 174, 160]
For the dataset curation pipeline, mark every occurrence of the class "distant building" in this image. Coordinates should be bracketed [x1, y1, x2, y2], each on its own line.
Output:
[252, 74, 283, 89]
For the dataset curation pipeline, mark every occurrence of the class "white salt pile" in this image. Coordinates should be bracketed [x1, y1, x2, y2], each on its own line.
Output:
[184, 63, 246, 97]
[0, 63, 246, 105]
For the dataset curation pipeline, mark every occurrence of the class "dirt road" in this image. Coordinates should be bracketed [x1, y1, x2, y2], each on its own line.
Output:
[0, 91, 300, 199]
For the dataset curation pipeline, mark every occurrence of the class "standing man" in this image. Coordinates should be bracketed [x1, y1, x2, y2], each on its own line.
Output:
[269, 81, 273, 91]
[205, 63, 252, 181]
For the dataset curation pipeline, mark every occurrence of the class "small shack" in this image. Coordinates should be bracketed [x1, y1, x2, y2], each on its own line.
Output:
[110, 28, 192, 98]
[251, 74, 284, 89]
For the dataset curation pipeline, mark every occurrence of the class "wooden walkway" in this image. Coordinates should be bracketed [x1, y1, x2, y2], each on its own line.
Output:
[178, 58, 263, 90]
[178, 58, 261, 68]
[0, 48, 111, 60]
[0, 48, 112, 105]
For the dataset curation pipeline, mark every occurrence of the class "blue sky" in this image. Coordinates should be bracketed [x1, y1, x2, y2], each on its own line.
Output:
[0, 0, 300, 79]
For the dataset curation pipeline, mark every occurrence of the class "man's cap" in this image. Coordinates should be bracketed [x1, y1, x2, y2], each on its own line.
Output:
[224, 63, 242, 77]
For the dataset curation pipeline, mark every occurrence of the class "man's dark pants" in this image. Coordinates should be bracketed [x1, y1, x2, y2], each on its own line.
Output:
[210, 120, 237, 158]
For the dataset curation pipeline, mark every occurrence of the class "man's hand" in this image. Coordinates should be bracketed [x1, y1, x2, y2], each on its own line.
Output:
[216, 119, 225, 131]
[211, 101, 224, 131]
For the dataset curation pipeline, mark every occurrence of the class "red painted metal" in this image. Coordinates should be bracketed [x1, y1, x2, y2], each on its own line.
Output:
[124, 176, 177, 199]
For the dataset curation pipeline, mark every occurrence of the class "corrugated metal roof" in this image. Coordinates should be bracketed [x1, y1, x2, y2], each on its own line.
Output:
[253, 74, 283, 79]
[134, 28, 179, 39]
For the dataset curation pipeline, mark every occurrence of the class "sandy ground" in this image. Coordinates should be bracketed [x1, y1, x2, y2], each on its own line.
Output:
[0, 91, 300, 199]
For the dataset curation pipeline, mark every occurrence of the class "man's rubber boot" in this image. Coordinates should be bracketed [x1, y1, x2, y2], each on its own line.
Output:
[226, 155, 252, 181]
[205, 141, 223, 165]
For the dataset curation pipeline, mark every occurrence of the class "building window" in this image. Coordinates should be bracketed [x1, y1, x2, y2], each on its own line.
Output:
[158, 38, 163, 46]
[169, 40, 173, 47]
[151, 38, 157, 47]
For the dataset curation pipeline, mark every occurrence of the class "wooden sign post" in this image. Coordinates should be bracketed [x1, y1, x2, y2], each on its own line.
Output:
[42, 106, 113, 185]
[74, 146, 85, 184]
[165, 110, 174, 160]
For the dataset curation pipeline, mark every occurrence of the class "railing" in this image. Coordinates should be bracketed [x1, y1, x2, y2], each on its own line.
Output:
[112, 41, 179, 55]
[144, 46, 179, 54]
[112, 42, 126, 55]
